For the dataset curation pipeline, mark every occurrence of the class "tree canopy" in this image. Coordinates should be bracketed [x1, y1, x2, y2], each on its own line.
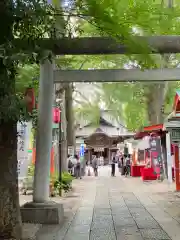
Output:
[72, 0, 180, 130]
[1, 0, 180, 237]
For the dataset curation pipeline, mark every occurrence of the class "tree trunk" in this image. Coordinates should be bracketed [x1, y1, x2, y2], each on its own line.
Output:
[0, 2, 22, 238]
[146, 83, 167, 125]
[0, 122, 22, 239]
[65, 84, 75, 150]
[146, 80, 169, 179]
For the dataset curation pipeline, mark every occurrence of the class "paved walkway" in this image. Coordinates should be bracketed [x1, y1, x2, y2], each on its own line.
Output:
[34, 166, 180, 240]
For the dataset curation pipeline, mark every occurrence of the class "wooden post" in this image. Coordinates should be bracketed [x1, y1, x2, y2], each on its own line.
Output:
[174, 145, 180, 191]
[166, 132, 173, 183]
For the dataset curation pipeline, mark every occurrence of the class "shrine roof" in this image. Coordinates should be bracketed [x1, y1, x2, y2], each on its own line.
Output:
[143, 124, 164, 132]
[76, 125, 121, 137]
[75, 109, 132, 137]
[134, 124, 164, 140]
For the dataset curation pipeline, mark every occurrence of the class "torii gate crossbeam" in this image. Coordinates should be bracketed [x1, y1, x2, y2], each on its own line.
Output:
[14, 36, 180, 55]
[54, 68, 180, 82]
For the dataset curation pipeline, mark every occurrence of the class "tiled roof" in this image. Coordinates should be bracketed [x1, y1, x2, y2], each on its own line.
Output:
[76, 125, 129, 137]
[75, 110, 133, 138]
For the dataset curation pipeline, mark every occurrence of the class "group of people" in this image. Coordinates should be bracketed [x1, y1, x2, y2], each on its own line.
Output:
[110, 153, 131, 177]
[68, 152, 131, 178]
[68, 154, 82, 179]
[90, 153, 131, 177]
[118, 154, 131, 177]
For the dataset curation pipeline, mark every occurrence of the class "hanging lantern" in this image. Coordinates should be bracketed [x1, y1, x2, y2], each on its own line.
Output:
[53, 107, 60, 123]
[24, 88, 35, 113]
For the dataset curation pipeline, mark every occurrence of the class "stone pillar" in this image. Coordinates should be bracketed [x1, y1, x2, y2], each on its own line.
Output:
[166, 132, 173, 183]
[21, 60, 64, 224]
[33, 60, 54, 203]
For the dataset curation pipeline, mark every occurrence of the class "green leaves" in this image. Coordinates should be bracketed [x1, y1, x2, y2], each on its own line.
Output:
[16, 64, 39, 93]
[74, 98, 101, 126]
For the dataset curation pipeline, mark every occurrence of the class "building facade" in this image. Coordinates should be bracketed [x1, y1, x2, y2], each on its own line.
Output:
[75, 110, 133, 165]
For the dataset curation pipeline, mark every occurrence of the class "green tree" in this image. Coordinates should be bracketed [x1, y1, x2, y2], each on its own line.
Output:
[16, 64, 39, 94]
[74, 0, 180, 129]
[74, 97, 101, 126]
[0, 1, 55, 238]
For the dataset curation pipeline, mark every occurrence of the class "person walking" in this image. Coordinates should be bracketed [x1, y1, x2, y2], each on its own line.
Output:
[121, 156, 125, 175]
[118, 157, 122, 172]
[75, 155, 81, 179]
[111, 154, 116, 177]
[68, 155, 74, 175]
[124, 155, 131, 177]
[92, 155, 98, 176]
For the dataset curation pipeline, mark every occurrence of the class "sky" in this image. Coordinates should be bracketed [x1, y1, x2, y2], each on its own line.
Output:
[47, 0, 73, 8]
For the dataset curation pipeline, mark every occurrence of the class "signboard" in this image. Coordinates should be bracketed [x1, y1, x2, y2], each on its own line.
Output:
[149, 136, 163, 175]
[137, 150, 145, 164]
[17, 121, 32, 178]
[94, 147, 104, 152]
[170, 128, 180, 143]
[80, 144, 84, 157]
[85, 134, 111, 148]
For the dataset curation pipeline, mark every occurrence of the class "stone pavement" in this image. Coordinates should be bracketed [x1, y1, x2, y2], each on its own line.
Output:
[21, 166, 180, 240]
[20, 178, 86, 240]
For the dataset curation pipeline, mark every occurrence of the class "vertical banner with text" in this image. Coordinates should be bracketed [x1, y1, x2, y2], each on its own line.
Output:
[149, 136, 163, 175]
[17, 121, 32, 178]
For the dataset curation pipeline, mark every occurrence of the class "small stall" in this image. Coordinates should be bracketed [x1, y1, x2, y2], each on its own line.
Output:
[132, 90, 180, 184]
[132, 124, 166, 180]
[165, 90, 180, 190]
[141, 132, 163, 181]
[131, 135, 150, 177]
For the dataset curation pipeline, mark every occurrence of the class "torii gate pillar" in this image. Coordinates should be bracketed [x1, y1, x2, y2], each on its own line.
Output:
[21, 60, 64, 224]
[33, 59, 54, 203]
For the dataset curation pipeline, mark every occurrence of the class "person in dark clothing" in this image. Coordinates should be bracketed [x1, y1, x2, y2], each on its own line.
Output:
[120, 156, 125, 175]
[111, 155, 116, 176]
[68, 155, 74, 175]
[124, 154, 131, 177]
[92, 155, 98, 176]
[75, 154, 82, 179]
[118, 159, 121, 172]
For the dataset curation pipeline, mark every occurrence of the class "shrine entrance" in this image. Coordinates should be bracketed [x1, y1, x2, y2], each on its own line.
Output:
[84, 128, 118, 165]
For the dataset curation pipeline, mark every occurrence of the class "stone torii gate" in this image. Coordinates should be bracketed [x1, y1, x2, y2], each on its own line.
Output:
[22, 36, 180, 224]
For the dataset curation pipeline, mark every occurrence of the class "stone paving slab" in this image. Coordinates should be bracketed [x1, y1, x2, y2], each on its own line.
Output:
[140, 229, 171, 239]
[90, 229, 116, 240]
[135, 220, 160, 229]
[35, 167, 180, 240]
[113, 217, 136, 227]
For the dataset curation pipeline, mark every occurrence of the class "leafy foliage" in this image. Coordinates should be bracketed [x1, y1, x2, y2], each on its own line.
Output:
[51, 171, 74, 194]
[72, 0, 180, 130]
[16, 64, 39, 93]
[0, 1, 56, 124]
